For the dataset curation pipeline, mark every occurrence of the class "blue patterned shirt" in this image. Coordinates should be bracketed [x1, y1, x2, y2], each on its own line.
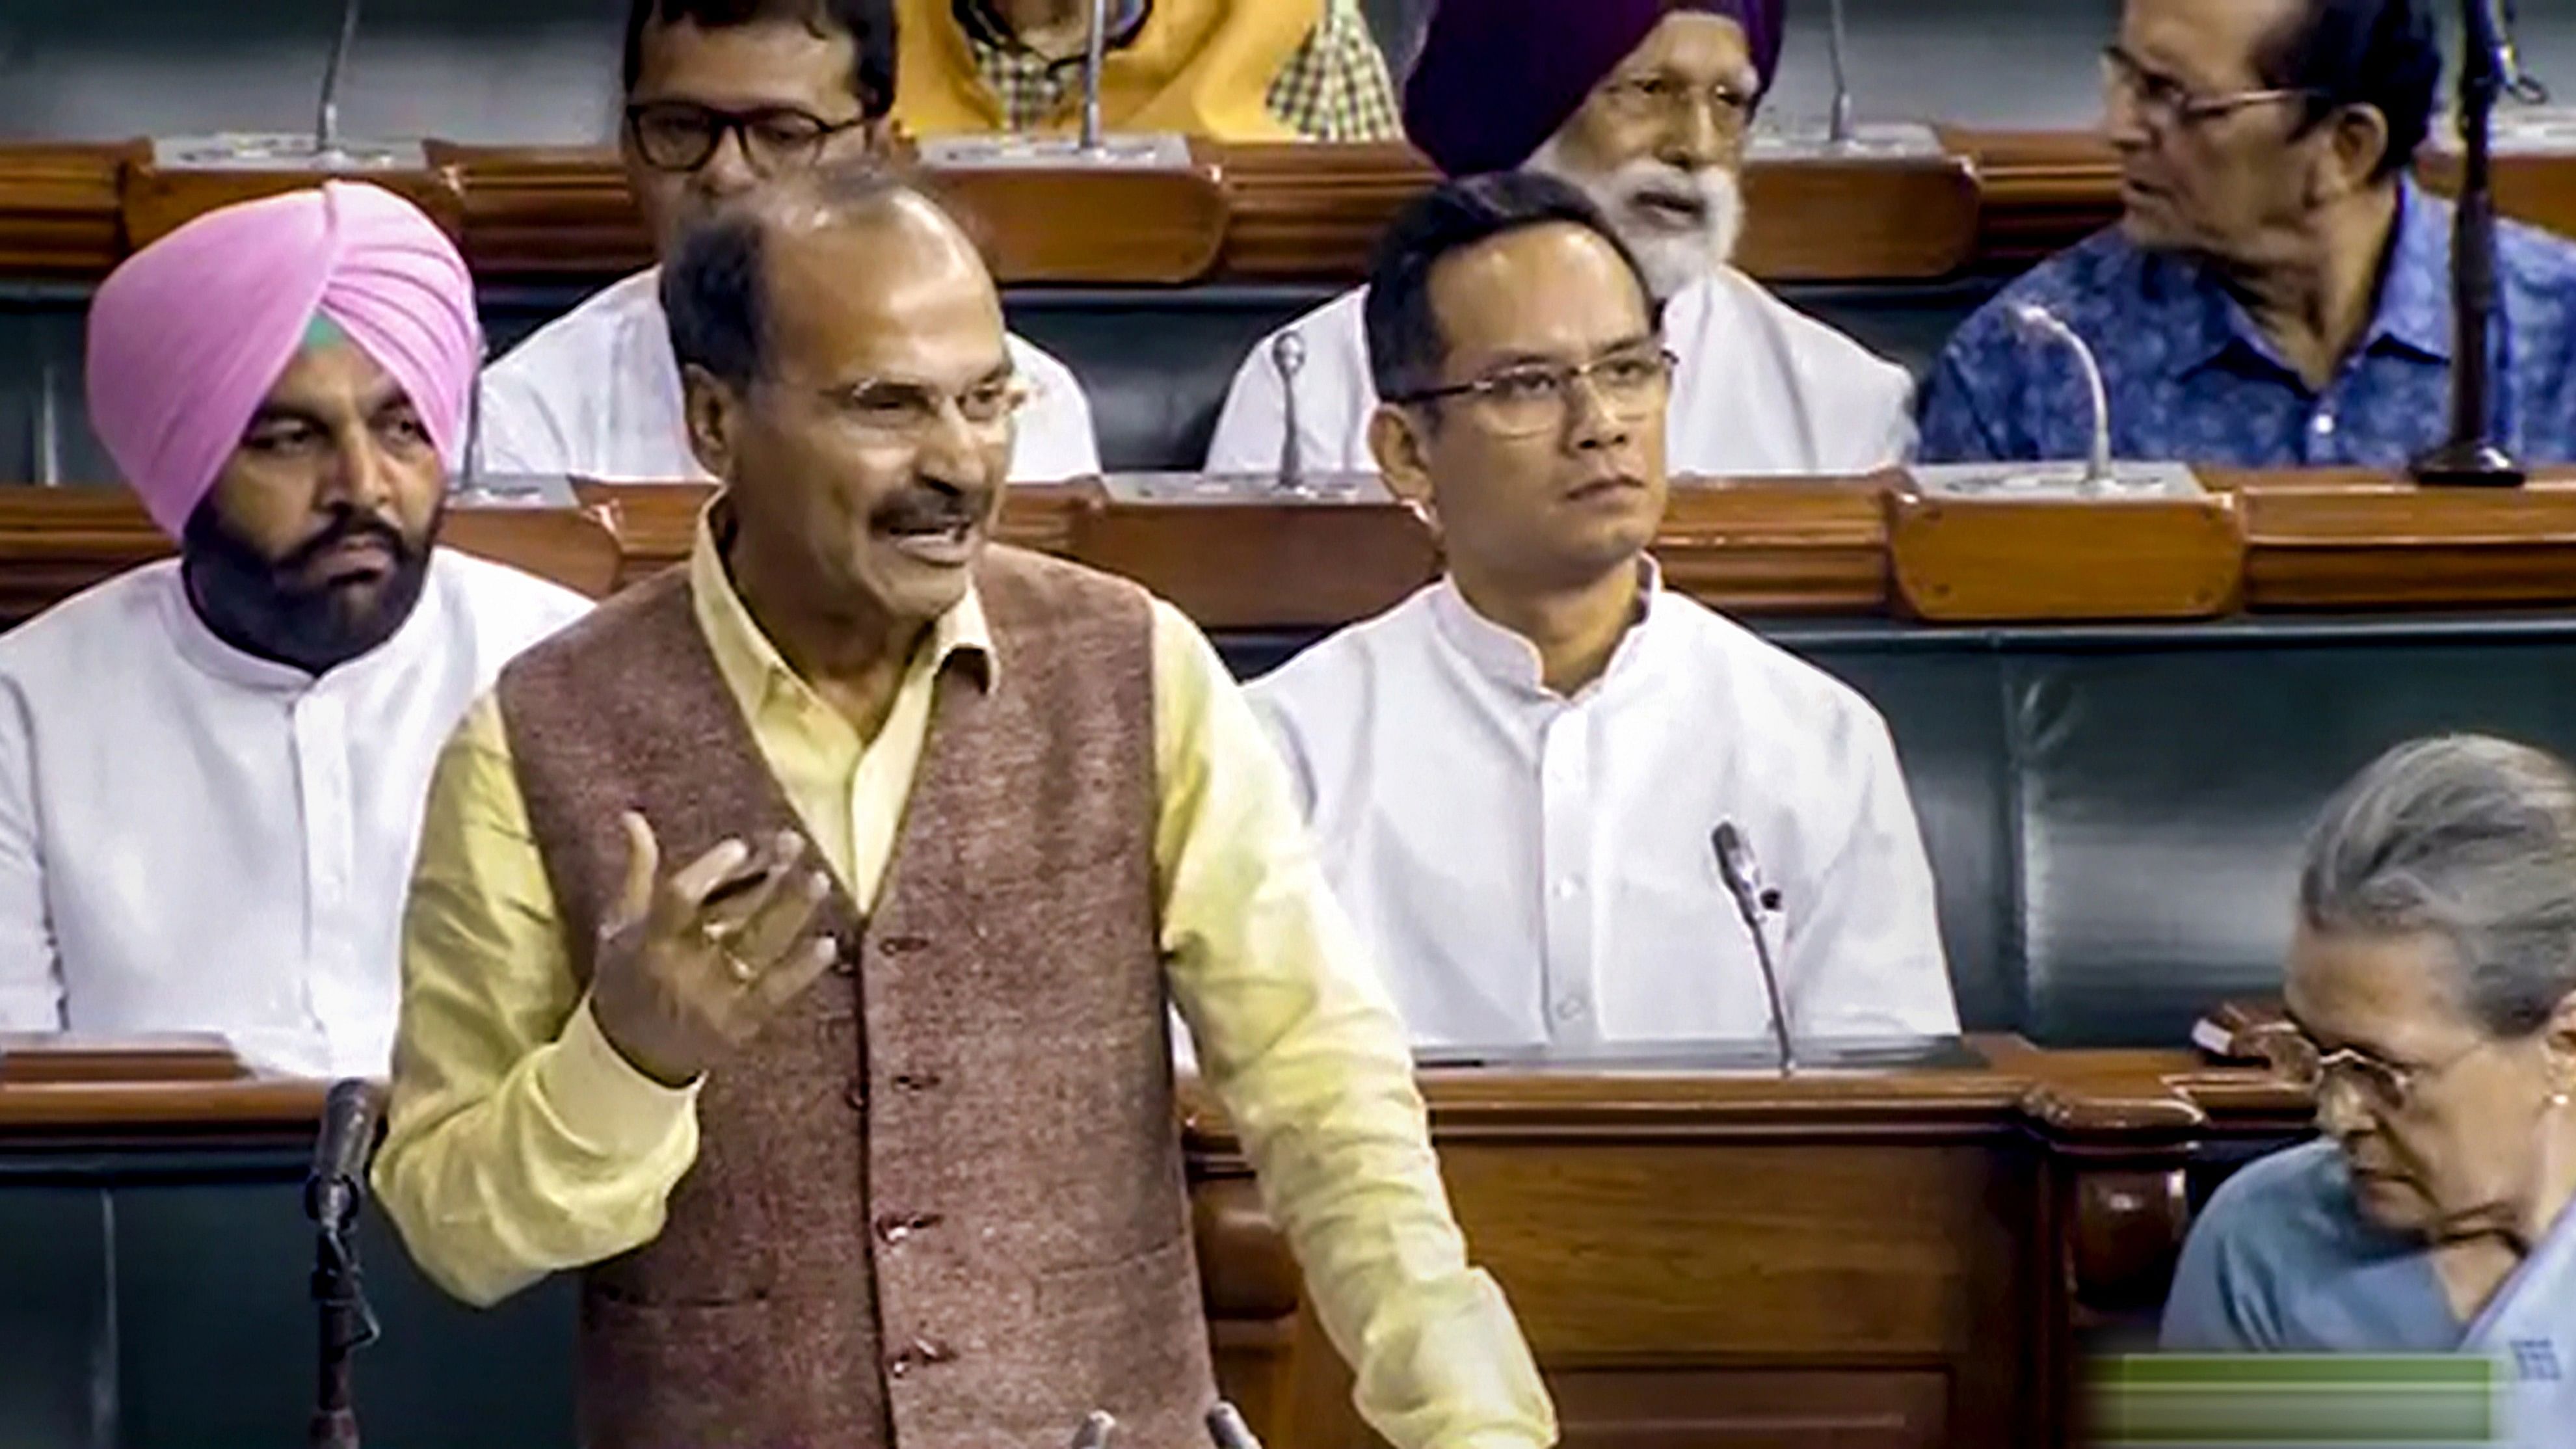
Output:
[1917, 181, 2576, 470]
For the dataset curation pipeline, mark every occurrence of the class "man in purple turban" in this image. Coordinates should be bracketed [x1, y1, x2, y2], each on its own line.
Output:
[1208, 0, 1919, 481]
[0, 182, 589, 1078]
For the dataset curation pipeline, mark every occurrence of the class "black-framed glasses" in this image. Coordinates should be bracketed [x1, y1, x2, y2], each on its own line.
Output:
[2099, 46, 2317, 131]
[2259, 1025, 2492, 1113]
[1388, 346, 1678, 438]
[624, 101, 869, 176]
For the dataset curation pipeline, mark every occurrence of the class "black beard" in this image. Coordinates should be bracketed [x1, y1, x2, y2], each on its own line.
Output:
[179, 498, 441, 676]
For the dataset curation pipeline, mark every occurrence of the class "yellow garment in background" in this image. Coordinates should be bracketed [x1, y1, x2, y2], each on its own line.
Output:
[895, 0, 1321, 140]
[373, 510, 1558, 1449]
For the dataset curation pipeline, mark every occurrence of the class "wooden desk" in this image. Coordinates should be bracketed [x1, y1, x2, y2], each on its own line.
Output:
[1189, 1037, 2309, 1449]
[6, 133, 2572, 289]
[0, 1043, 2304, 1449]
[8, 471, 2576, 633]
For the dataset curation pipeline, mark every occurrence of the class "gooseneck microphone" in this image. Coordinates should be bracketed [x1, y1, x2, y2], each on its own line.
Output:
[308, 1079, 387, 1449]
[1712, 823, 1796, 1075]
[2006, 303, 2114, 488]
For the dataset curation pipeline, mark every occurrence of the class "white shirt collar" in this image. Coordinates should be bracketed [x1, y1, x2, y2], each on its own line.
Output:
[1426, 556, 1667, 704]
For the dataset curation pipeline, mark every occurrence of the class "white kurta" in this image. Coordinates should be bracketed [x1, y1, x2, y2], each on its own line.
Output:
[1205, 270, 1918, 477]
[0, 549, 590, 1077]
[1247, 567, 1957, 1048]
[477, 268, 1103, 485]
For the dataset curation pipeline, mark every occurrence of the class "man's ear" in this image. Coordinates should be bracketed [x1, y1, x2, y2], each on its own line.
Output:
[2547, 990, 2576, 1103]
[681, 364, 743, 483]
[1368, 403, 1439, 534]
[2316, 104, 2393, 206]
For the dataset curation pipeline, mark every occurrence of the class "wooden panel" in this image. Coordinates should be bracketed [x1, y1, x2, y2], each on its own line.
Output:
[1659, 479, 1891, 613]
[429, 142, 650, 280]
[922, 154, 1228, 284]
[0, 142, 132, 276]
[2232, 470, 2576, 611]
[0, 1034, 243, 1085]
[1442, 1141, 2015, 1358]
[1886, 486, 2243, 622]
[121, 159, 465, 252]
[1736, 155, 1979, 282]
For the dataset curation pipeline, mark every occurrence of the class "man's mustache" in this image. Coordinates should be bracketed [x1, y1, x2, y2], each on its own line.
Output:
[871, 486, 990, 534]
[279, 510, 416, 574]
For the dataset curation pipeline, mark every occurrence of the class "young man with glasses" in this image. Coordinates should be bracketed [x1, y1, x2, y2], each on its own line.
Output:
[477, 0, 1102, 485]
[1247, 172, 1957, 1052]
[1205, 0, 1919, 482]
[1919, 0, 2576, 470]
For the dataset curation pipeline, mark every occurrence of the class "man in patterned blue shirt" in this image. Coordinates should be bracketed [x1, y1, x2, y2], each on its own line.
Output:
[1919, 0, 2576, 471]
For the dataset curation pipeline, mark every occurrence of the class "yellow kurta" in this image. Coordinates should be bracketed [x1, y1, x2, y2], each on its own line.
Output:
[895, 0, 1321, 140]
[374, 511, 1557, 1449]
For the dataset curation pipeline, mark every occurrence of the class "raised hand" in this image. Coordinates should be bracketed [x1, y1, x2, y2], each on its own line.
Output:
[588, 812, 839, 1088]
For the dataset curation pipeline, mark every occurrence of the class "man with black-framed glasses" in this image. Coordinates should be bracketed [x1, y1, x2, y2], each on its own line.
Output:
[1920, 0, 2576, 471]
[1249, 173, 1958, 1051]
[477, 0, 1103, 485]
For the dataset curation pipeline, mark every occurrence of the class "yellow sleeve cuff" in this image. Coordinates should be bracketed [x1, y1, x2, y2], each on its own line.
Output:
[533, 998, 700, 1160]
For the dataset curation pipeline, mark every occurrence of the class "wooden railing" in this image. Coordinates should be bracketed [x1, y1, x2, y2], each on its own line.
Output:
[0, 132, 2568, 288]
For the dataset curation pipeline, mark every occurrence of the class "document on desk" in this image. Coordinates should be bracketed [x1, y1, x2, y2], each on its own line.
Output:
[1412, 1035, 1981, 1075]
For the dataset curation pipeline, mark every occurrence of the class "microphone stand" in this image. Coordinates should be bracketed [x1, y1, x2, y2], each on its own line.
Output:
[307, 1081, 384, 1449]
[312, 0, 365, 164]
[2411, 0, 2526, 487]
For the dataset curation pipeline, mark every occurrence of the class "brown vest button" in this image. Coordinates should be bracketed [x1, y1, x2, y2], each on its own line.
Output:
[874, 1211, 945, 1244]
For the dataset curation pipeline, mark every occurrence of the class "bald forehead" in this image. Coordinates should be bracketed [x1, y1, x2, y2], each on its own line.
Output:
[756, 190, 1007, 380]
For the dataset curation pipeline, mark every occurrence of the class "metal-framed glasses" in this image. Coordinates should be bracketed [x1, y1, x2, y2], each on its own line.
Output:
[2261, 1026, 2491, 1112]
[1595, 74, 1758, 131]
[2099, 46, 2317, 131]
[821, 374, 1033, 441]
[625, 101, 868, 176]
[1388, 345, 1678, 438]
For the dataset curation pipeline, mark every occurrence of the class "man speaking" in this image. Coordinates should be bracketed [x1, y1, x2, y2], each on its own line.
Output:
[374, 166, 1552, 1449]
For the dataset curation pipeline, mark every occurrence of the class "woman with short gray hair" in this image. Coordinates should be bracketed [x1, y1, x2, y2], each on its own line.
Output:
[2164, 735, 2576, 1442]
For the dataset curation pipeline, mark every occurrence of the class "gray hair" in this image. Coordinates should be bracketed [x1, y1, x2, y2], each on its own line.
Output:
[2300, 734, 2576, 1038]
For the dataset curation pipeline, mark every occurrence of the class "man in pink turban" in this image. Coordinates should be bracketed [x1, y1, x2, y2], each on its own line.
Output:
[1208, 0, 1919, 481]
[0, 181, 589, 1078]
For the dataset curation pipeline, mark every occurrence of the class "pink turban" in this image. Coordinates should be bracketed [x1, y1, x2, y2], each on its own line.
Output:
[85, 181, 479, 538]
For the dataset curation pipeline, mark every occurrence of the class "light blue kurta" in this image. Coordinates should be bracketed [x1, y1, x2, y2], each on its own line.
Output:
[2164, 1139, 2575, 1447]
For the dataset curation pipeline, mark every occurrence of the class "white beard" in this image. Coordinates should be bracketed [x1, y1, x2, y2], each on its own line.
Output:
[1526, 137, 1746, 302]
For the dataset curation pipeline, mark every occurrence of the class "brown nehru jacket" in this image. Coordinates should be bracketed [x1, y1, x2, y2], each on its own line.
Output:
[494, 547, 1217, 1449]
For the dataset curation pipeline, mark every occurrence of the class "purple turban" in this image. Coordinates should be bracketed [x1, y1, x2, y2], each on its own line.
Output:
[1405, 0, 1786, 178]
[85, 182, 479, 538]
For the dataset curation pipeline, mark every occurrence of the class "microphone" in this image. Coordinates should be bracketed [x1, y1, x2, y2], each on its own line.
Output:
[2005, 303, 2115, 488]
[1711, 823, 1796, 1074]
[1207, 1402, 1264, 1449]
[1078, 0, 1113, 153]
[2413, 0, 2534, 486]
[306, 1078, 386, 1232]
[1270, 328, 1307, 492]
[1825, 0, 1857, 146]
[313, 0, 366, 162]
